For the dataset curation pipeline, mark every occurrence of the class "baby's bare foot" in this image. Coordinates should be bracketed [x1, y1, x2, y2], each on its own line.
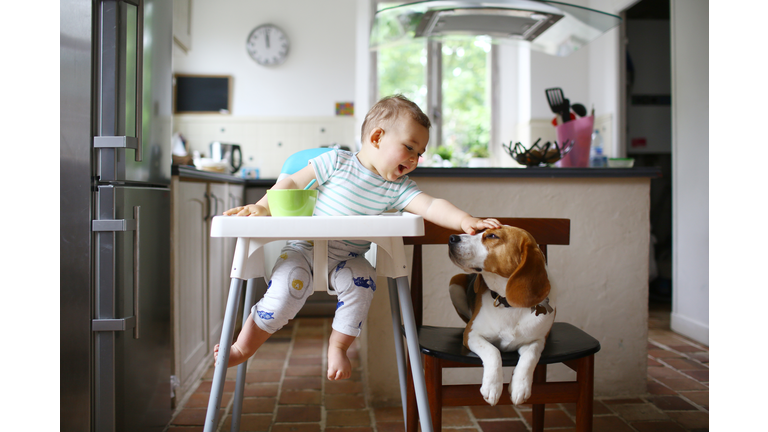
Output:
[327, 345, 351, 380]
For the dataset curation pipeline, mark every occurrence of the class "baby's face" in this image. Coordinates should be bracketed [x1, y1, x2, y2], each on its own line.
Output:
[374, 116, 429, 181]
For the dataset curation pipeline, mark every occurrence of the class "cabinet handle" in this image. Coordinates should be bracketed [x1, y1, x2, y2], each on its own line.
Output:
[211, 192, 219, 219]
[204, 192, 211, 221]
[229, 193, 240, 209]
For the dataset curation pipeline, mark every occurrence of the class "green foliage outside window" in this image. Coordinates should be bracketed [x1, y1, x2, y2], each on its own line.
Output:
[378, 38, 491, 166]
[378, 42, 427, 112]
[441, 40, 491, 162]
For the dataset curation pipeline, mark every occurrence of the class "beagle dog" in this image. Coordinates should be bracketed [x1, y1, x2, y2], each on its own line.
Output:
[448, 225, 555, 406]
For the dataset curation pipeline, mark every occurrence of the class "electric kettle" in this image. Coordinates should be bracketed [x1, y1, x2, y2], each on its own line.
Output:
[209, 142, 242, 174]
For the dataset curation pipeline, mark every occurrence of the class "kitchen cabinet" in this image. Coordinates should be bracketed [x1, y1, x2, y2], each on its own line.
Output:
[171, 176, 243, 406]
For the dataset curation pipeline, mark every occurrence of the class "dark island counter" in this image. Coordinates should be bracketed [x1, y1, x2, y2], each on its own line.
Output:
[174, 164, 661, 186]
[407, 166, 661, 179]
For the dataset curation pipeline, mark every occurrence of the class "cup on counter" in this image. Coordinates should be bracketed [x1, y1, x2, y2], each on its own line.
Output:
[555, 115, 594, 168]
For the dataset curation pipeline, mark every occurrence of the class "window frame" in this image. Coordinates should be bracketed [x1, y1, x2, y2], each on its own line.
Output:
[371, 1, 499, 153]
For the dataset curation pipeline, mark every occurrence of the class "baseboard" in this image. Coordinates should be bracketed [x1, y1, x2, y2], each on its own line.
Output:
[670, 312, 709, 346]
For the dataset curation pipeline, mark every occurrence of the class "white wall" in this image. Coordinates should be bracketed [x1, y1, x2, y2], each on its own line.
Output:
[670, 0, 708, 344]
[174, 0, 357, 116]
[172, 0, 361, 177]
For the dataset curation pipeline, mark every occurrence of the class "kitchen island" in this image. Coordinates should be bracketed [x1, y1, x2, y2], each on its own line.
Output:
[358, 166, 661, 403]
[236, 165, 660, 402]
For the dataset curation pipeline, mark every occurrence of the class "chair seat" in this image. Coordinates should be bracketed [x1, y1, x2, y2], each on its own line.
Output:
[417, 322, 600, 366]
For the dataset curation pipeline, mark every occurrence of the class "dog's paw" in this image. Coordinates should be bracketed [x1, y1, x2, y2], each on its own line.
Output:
[480, 370, 504, 406]
[509, 376, 532, 406]
[480, 381, 503, 406]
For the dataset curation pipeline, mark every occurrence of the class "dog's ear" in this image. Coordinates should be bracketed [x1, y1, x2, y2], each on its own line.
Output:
[449, 274, 472, 323]
[505, 236, 550, 308]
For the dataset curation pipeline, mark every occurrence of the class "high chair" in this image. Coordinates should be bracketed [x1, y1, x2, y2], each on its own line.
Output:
[203, 148, 436, 432]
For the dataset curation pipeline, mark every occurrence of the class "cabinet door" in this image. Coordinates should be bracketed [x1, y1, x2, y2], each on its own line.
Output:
[207, 183, 229, 352]
[174, 181, 209, 385]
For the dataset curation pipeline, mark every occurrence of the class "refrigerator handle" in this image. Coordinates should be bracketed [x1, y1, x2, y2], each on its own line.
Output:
[133, 205, 140, 339]
[133, 0, 143, 162]
[94, 0, 143, 162]
[91, 205, 140, 339]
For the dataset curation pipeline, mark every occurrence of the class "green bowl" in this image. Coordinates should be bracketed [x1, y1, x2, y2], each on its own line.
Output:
[267, 189, 318, 216]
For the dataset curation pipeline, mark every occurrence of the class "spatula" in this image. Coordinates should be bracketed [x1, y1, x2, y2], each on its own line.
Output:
[545, 88, 571, 124]
[571, 103, 587, 117]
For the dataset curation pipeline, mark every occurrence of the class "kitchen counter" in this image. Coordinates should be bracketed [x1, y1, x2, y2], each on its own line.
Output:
[173, 165, 274, 186]
[174, 165, 661, 186]
[408, 166, 661, 179]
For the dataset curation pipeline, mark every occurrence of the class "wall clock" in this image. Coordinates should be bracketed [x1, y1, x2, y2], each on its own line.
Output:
[246, 24, 290, 66]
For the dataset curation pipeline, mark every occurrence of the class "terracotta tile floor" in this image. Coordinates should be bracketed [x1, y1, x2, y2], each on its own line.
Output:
[166, 302, 708, 432]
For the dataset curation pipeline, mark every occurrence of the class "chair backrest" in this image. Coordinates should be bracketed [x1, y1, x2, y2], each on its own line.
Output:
[403, 217, 570, 327]
[277, 147, 335, 181]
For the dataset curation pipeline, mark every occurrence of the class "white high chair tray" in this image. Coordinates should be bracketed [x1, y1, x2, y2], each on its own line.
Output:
[210, 212, 424, 240]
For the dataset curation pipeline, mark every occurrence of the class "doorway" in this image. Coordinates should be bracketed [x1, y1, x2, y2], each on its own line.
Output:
[623, 0, 672, 304]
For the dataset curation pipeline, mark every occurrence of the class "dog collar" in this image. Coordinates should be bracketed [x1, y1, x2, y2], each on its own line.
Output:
[489, 290, 553, 316]
[489, 290, 512, 308]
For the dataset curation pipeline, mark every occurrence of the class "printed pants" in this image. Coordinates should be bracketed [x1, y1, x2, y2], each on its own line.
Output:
[252, 242, 377, 337]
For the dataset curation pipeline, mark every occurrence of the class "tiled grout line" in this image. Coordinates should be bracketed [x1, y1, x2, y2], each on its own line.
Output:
[646, 341, 709, 416]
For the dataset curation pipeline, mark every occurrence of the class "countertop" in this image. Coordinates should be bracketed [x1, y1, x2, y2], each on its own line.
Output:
[173, 165, 273, 186]
[173, 164, 662, 187]
[407, 166, 662, 178]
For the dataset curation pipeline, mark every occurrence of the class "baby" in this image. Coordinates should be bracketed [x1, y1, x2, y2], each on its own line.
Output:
[217, 94, 500, 380]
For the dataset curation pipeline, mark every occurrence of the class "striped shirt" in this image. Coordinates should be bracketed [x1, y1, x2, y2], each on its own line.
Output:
[310, 150, 422, 216]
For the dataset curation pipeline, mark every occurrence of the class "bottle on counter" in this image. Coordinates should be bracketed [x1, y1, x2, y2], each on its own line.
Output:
[589, 129, 607, 168]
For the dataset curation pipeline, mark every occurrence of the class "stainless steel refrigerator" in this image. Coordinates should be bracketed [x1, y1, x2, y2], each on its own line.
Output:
[61, 0, 173, 430]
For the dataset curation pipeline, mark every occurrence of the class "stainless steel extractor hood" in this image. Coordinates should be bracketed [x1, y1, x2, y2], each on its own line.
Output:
[370, 0, 621, 56]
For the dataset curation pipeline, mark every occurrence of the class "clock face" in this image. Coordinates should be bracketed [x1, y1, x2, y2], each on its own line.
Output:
[246, 24, 289, 66]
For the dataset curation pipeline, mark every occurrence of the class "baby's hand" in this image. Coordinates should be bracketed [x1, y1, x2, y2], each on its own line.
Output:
[223, 204, 269, 216]
[462, 217, 502, 235]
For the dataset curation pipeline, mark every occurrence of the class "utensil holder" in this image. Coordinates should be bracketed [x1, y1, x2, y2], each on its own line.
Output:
[555, 115, 594, 167]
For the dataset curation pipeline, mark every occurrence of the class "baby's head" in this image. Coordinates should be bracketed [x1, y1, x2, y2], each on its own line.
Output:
[361, 95, 431, 146]
[358, 95, 431, 181]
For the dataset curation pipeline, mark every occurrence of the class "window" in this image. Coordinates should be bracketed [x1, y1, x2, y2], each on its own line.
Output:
[440, 39, 492, 162]
[375, 3, 494, 166]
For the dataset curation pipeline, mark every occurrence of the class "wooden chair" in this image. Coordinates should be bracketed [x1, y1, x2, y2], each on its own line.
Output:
[403, 218, 601, 432]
